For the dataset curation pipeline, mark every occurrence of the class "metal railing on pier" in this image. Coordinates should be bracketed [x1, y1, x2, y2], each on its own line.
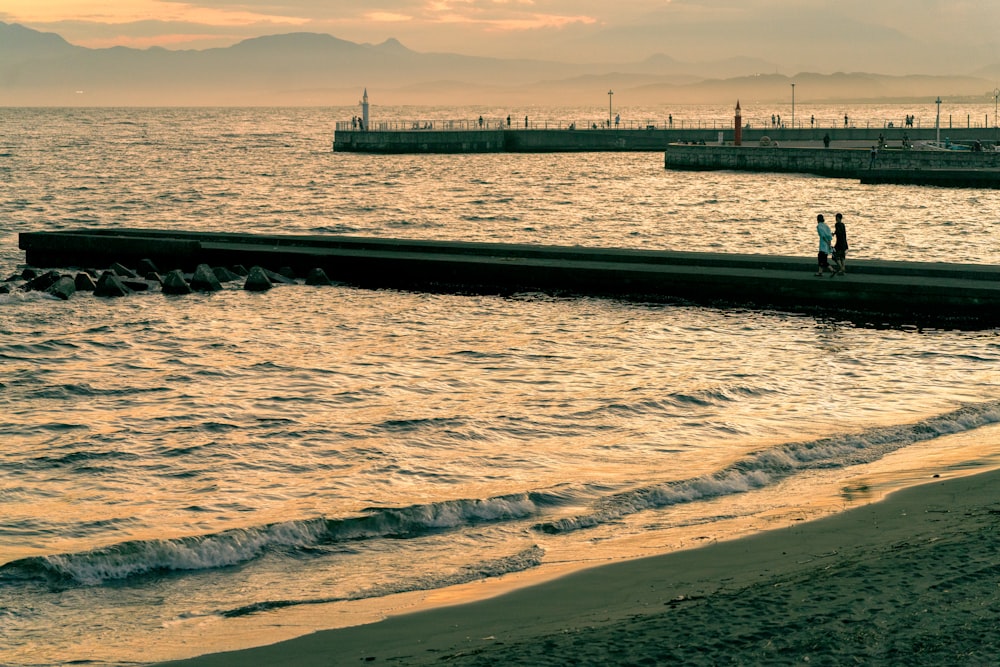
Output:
[335, 116, 1000, 133]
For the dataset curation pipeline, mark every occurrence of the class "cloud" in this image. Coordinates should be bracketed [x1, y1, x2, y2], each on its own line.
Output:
[366, 12, 414, 23]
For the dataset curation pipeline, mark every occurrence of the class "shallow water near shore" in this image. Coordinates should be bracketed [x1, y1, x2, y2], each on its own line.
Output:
[2, 105, 1000, 666]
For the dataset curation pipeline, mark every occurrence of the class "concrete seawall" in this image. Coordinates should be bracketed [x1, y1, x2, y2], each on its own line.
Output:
[333, 127, 996, 154]
[18, 229, 1000, 328]
[334, 128, 684, 153]
[665, 145, 1000, 181]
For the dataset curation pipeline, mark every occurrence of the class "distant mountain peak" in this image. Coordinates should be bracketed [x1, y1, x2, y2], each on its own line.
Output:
[230, 32, 360, 52]
[374, 38, 411, 54]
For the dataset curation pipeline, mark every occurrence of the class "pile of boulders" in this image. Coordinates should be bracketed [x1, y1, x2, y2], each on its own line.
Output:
[1, 259, 335, 300]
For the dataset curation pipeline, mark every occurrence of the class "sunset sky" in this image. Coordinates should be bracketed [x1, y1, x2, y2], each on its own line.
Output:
[3, 1, 999, 73]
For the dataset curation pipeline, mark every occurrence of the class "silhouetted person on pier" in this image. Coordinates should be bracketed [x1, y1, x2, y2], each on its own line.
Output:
[844, 114, 849, 127]
[823, 133, 831, 148]
[832, 213, 848, 276]
[869, 145, 878, 169]
[524, 116, 529, 128]
[506, 115, 511, 127]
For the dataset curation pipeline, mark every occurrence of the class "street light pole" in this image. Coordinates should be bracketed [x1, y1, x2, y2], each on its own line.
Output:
[791, 83, 795, 130]
[935, 96, 942, 146]
[608, 89, 613, 128]
[993, 88, 999, 137]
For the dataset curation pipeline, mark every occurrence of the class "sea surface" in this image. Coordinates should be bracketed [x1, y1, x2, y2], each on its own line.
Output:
[2, 105, 1000, 666]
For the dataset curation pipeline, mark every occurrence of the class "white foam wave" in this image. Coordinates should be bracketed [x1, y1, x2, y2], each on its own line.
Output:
[32, 492, 552, 586]
[537, 400, 1000, 533]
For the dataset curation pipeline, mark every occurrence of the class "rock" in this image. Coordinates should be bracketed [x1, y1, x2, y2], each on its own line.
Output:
[46, 276, 77, 300]
[22, 270, 62, 292]
[0, 284, 11, 294]
[305, 267, 333, 286]
[122, 279, 150, 292]
[74, 272, 97, 291]
[136, 258, 159, 276]
[212, 266, 242, 283]
[278, 266, 296, 280]
[110, 262, 138, 278]
[230, 264, 249, 277]
[161, 269, 193, 295]
[94, 271, 133, 297]
[21, 267, 39, 280]
[243, 266, 273, 292]
[190, 263, 222, 292]
[145, 272, 162, 284]
[263, 268, 296, 285]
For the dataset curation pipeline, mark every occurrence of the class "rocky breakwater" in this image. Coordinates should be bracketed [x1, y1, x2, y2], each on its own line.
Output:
[2, 259, 337, 300]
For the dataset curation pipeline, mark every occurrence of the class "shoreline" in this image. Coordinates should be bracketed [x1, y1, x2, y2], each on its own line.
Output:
[155, 466, 1000, 666]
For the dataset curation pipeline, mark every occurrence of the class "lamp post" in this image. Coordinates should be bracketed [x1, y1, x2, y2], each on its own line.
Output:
[608, 89, 613, 128]
[790, 83, 795, 130]
[935, 96, 942, 146]
[993, 88, 999, 133]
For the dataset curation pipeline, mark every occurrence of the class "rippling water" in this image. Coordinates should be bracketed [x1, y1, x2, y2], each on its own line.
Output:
[2, 106, 1000, 666]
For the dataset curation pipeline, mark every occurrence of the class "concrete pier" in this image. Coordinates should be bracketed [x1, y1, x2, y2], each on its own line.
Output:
[333, 126, 995, 154]
[17, 229, 1000, 328]
[664, 145, 1000, 181]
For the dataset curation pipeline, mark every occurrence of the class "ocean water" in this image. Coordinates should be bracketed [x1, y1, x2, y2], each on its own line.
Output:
[2, 106, 1000, 666]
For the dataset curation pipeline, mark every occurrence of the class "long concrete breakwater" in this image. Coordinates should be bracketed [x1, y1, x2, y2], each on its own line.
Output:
[664, 144, 1000, 184]
[333, 126, 996, 154]
[17, 229, 1000, 328]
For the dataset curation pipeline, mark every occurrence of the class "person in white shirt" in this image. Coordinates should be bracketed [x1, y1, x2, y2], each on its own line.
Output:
[815, 214, 833, 276]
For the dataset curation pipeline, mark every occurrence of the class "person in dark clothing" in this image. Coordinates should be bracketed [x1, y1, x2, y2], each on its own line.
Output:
[831, 213, 849, 276]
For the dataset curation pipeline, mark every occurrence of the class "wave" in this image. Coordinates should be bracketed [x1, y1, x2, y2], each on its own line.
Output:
[4, 401, 998, 592]
[534, 400, 1000, 534]
[219, 545, 545, 618]
[0, 491, 564, 588]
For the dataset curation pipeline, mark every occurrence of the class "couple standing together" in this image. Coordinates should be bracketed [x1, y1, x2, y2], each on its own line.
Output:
[816, 213, 848, 276]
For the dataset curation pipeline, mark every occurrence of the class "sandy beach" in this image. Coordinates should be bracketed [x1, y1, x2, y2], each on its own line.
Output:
[154, 467, 1000, 666]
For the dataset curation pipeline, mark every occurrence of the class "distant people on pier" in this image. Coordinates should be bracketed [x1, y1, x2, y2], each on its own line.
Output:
[823, 133, 831, 148]
[615, 113, 620, 128]
[844, 114, 849, 127]
[506, 115, 511, 127]
[478, 116, 484, 128]
[869, 145, 879, 168]
[525, 116, 529, 128]
[668, 114, 673, 127]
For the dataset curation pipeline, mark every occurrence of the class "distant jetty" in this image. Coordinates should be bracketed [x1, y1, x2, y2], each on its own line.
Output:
[18, 229, 1000, 328]
[333, 123, 1000, 186]
[333, 122, 997, 155]
[664, 144, 1000, 185]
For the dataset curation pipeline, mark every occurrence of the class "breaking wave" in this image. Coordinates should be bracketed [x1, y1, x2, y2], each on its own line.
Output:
[535, 400, 1000, 533]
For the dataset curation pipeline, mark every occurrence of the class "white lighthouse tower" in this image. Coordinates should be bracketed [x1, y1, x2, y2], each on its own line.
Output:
[360, 88, 370, 130]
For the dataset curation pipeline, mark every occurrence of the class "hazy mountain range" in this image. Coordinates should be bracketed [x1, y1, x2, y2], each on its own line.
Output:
[3, 21, 999, 107]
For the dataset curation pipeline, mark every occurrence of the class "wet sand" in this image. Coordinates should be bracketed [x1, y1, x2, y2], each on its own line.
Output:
[154, 468, 1000, 666]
